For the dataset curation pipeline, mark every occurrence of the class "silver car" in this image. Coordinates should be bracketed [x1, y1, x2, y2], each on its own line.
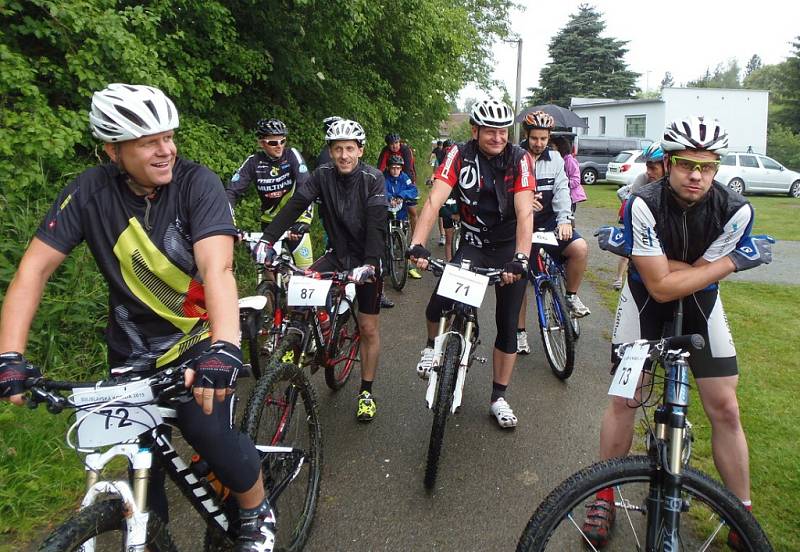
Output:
[716, 152, 800, 197]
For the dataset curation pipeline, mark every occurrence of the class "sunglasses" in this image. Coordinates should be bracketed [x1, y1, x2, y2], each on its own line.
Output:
[259, 138, 287, 147]
[670, 155, 720, 175]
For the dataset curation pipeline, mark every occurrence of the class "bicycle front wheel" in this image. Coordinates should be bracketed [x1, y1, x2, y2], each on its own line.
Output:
[424, 334, 460, 490]
[243, 362, 323, 552]
[537, 280, 575, 380]
[388, 227, 408, 291]
[324, 297, 360, 390]
[39, 498, 176, 551]
[516, 455, 772, 552]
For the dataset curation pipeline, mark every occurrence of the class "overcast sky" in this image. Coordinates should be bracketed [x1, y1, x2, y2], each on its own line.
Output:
[460, 0, 799, 106]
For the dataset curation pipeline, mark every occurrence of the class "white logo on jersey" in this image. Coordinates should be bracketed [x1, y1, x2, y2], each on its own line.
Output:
[458, 164, 479, 190]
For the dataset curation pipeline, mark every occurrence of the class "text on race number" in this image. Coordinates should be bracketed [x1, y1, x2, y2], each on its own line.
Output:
[532, 231, 559, 246]
[436, 264, 490, 308]
[608, 341, 650, 399]
[72, 381, 163, 448]
[288, 276, 332, 307]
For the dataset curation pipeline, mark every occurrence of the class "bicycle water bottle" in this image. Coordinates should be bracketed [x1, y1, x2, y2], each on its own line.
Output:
[317, 309, 332, 341]
[190, 454, 230, 500]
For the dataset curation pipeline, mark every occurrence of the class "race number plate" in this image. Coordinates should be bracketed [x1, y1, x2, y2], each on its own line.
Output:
[72, 381, 163, 448]
[436, 264, 489, 308]
[608, 341, 650, 399]
[532, 231, 559, 246]
[288, 276, 332, 307]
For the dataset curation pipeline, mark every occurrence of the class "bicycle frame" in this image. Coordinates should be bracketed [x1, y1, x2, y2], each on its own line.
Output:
[529, 248, 570, 332]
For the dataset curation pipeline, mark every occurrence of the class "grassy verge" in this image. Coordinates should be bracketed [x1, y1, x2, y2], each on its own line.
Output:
[587, 181, 799, 240]
[587, 272, 800, 550]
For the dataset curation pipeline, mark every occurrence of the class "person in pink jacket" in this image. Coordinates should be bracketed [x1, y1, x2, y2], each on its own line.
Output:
[552, 136, 586, 212]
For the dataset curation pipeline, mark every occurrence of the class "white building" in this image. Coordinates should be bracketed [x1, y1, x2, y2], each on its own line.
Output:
[570, 87, 769, 154]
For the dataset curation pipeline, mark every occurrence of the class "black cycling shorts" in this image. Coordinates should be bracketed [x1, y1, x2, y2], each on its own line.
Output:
[538, 228, 583, 260]
[425, 241, 526, 354]
[611, 278, 738, 378]
[441, 216, 456, 230]
[310, 253, 383, 315]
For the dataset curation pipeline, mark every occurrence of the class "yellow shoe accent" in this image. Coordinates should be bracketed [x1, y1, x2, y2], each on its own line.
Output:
[356, 390, 377, 422]
[281, 350, 295, 363]
[408, 268, 422, 279]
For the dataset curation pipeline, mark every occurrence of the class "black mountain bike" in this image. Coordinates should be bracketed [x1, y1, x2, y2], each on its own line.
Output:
[24, 360, 321, 552]
[421, 258, 501, 489]
[386, 200, 410, 291]
[516, 299, 772, 551]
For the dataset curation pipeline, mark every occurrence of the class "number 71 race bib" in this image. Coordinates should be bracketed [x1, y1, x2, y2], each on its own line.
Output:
[436, 264, 490, 308]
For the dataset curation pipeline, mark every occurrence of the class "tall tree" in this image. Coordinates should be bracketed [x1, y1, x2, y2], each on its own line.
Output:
[525, 4, 639, 107]
[745, 54, 763, 78]
[687, 60, 741, 88]
[777, 37, 800, 133]
[660, 71, 675, 89]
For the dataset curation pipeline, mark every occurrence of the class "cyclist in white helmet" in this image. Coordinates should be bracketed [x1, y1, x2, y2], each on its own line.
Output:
[256, 119, 388, 423]
[0, 83, 276, 552]
[407, 99, 535, 429]
[587, 116, 774, 550]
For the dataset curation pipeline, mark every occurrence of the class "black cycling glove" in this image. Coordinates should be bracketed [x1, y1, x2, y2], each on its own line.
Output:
[288, 222, 310, 236]
[0, 352, 40, 398]
[503, 253, 530, 275]
[406, 244, 431, 260]
[192, 341, 242, 390]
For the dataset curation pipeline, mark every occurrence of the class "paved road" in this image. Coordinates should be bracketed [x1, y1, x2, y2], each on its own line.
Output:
[157, 209, 620, 551]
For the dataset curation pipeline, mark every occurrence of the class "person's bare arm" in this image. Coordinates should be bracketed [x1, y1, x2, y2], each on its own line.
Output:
[633, 254, 735, 303]
[410, 179, 454, 270]
[0, 238, 67, 404]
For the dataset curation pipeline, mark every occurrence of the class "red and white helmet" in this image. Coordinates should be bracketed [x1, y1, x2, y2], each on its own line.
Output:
[470, 99, 514, 128]
[662, 116, 728, 155]
[89, 83, 179, 143]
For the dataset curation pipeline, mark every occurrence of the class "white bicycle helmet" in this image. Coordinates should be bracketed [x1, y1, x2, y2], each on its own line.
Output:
[470, 99, 514, 128]
[325, 119, 366, 146]
[662, 116, 728, 155]
[89, 83, 179, 143]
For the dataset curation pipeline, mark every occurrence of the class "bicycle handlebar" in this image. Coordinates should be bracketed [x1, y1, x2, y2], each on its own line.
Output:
[426, 258, 504, 284]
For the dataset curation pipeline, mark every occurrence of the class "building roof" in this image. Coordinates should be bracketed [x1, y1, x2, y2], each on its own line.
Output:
[571, 97, 664, 109]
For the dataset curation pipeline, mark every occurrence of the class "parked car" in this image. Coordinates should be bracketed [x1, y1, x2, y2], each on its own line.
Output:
[572, 136, 653, 185]
[606, 150, 646, 187]
[716, 152, 800, 197]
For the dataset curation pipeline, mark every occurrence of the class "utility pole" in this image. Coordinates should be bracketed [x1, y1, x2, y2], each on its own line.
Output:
[514, 39, 523, 144]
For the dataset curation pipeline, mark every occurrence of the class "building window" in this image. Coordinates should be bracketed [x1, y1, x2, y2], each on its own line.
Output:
[625, 115, 646, 137]
[578, 117, 588, 135]
[599, 116, 606, 135]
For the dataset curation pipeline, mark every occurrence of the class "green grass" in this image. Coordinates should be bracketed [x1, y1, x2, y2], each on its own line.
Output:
[587, 274, 800, 550]
[589, 181, 800, 240]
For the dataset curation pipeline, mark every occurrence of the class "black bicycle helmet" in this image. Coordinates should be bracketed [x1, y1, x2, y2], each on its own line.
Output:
[385, 132, 401, 145]
[388, 155, 404, 166]
[256, 118, 288, 138]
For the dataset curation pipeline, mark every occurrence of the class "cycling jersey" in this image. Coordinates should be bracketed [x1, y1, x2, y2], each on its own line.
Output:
[435, 140, 535, 247]
[613, 178, 753, 377]
[36, 158, 239, 371]
[263, 162, 387, 270]
[226, 148, 313, 225]
[377, 143, 417, 183]
[531, 148, 571, 228]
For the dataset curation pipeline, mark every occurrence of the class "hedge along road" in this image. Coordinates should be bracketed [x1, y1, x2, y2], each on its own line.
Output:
[121, 207, 614, 552]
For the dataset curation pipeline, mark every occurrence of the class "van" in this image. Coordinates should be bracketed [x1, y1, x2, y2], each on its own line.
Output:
[571, 136, 653, 185]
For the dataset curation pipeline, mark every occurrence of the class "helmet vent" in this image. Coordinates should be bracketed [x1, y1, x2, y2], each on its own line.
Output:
[116, 106, 148, 130]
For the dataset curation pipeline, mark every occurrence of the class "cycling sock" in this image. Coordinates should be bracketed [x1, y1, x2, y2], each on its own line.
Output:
[360, 379, 373, 394]
[596, 487, 614, 503]
[426, 338, 435, 348]
[517, 327, 526, 333]
[565, 291, 576, 297]
[491, 382, 507, 402]
[742, 500, 752, 511]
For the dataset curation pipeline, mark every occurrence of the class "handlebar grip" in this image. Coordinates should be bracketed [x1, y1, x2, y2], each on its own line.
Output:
[665, 334, 705, 351]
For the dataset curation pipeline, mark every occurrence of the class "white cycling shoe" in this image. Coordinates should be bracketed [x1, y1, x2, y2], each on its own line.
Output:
[491, 397, 518, 428]
[416, 346, 435, 379]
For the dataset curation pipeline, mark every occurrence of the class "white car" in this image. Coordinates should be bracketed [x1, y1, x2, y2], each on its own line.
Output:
[605, 150, 646, 187]
[716, 152, 800, 197]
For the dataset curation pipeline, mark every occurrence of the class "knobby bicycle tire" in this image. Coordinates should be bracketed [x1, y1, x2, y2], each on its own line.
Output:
[388, 227, 408, 291]
[516, 455, 772, 552]
[424, 334, 460, 490]
[450, 224, 461, 260]
[553, 264, 580, 340]
[242, 362, 322, 552]
[538, 280, 575, 380]
[324, 298, 360, 390]
[39, 498, 177, 552]
[267, 331, 303, 374]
